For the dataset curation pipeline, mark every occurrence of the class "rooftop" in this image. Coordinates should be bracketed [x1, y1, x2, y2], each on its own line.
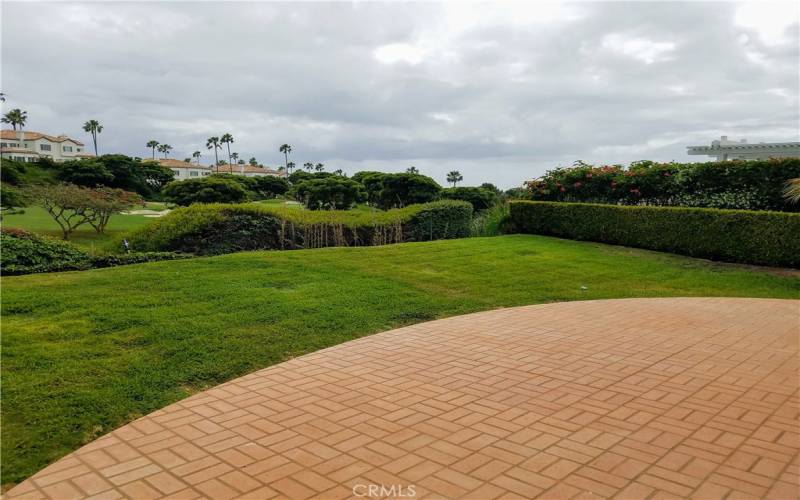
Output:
[1, 129, 85, 146]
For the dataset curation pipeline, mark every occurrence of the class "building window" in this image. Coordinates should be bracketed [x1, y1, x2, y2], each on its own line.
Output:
[202, 171, 210, 176]
[171, 169, 180, 176]
[190, 171, 199, 177]
[40, 144, 52, 151]
[77, 148, 82, 152]
[63, 146, 73, 152]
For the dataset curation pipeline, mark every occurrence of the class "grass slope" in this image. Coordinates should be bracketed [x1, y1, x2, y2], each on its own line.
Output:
[2, 235, 798, 485]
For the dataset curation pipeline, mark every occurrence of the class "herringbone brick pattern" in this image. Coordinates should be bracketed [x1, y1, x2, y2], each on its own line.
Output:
[6, 298, 799, 499]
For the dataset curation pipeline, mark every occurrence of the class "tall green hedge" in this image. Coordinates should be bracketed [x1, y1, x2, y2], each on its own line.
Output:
[509, 201, 800, 267]
[126, 200, 472, 255]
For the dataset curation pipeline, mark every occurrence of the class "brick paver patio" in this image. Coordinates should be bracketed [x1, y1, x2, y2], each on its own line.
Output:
[6, 298, 799, 499]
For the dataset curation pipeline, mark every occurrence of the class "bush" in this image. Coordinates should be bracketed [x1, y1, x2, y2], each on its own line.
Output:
[1, 228, 92, 275]
[471, 203, 510, 237]
[524, 158, 800, 211]
[126, 200, 473, 255]
[162, 176, 249, 205]
[441, 187, 498, 211]
[509, 201, 800, 267]
[91, 252, 188, 268]
[291, 177, 365, 210]
[57, 160, 114, 187]
[59, 155, 174, 197]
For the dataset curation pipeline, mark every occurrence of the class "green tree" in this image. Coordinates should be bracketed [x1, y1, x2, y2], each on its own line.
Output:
[447, 170, 463, 187]
[286, 161, 295, 175]
[192, 151, 202, 164]
[249, 157, 258, 166]
[146, 140, 159, 159]
[57, 159, 114, 187]
[406, 166, 419, 174]
[441, 187, 498, 211]
[249, 175, 290, 199]
[85, 187, 144, 234]
[315, 163, 325, 172]
[279, 144, 292, 171]
[82, 120, 103, 155]
[162, 176, 249, 206]
[304, 162, 314, 172]
[2, 108, 28, 132]
[372, 173, 441, 209]
[206, 137, 221, 172]
[157, 144, 172, 158]
[231, 152, 239, 165]
[291, 177, 365, 210]
[220, 133, 234, 166]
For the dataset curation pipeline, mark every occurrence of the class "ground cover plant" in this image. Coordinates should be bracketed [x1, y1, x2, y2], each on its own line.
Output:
[2, 234, 798, 486]
[509, 201, 800, 267]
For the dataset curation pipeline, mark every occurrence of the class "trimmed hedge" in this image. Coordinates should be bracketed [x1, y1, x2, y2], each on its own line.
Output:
[126, 200, 473, 255]
[509, 201, 800, 267]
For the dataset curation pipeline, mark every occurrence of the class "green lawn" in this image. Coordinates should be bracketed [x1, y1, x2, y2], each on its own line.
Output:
[2, 206, 158, 253]
[2, 235, 798, 486]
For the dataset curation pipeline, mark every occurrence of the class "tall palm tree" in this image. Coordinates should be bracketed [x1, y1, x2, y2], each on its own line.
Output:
[192, 151, 202, 164]
[220, 133, 234, 166]
[146, 140, 159, 159]
[287, 161, 295, 175]
[2, 109, 28, 143]
[231, 152, 239, 163]
[406, 166, 419, 174]
[157, 144, 172, 158]
[249, 157, 258, 166]
[83, 119, 103, 155]
[333, 169, 344, 176]
[304, 162, 314, 172]
[315, 163, 325, 172]
[279, 144, 292, 171]
[206, 137, 221, 172]
[447, 170, 463, 187]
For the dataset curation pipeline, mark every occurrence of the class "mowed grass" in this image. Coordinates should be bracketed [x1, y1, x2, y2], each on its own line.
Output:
[2, 235, 798, 486]
[2, 206, 158, 253]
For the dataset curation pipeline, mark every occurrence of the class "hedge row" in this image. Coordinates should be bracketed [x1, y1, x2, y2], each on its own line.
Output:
[1, 228, 187, 276]
[509, 201, 800, 267]
[126, 200, 473, 255]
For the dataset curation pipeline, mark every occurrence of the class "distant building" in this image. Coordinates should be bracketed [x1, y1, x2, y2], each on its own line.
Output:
[1, 129, 93, 163]
[214, 163, 286, 178]
[687, 136, 800, 161]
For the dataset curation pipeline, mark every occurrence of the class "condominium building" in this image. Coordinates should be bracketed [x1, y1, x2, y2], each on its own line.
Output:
[214, 164, 286, 178]
[0, 129, 93, 162]
[687, 136, 800, 161]
[155, 159, 213, 179]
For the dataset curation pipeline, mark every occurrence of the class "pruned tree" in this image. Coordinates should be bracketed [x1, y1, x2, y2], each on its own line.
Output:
[86, 187, 144, 234]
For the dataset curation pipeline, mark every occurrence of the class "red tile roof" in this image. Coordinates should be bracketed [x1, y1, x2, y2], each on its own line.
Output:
[1, 129, 85, 146]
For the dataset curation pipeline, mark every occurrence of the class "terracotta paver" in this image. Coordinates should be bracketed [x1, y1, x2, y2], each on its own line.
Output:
[6, 298, 799, 499]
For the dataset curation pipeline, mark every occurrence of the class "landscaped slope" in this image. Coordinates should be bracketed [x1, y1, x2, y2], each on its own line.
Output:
[2, 235, 798, 486]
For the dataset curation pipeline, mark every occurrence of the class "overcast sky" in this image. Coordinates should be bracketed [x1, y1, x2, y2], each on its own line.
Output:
[2, 1, 798, 188]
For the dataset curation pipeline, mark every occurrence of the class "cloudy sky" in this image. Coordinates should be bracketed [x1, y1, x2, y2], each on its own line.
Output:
[2, 1, 798, 188]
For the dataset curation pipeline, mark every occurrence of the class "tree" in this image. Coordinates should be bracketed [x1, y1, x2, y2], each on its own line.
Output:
[162, 176, 249, 206]
[304, 162, 314, 172]
[441, 187, 498, 211]
[85, 187, 144, 234]
[2, 108, 28, 132]
[83, 120, 103, 155]
[333, 169, 344, 176]
[447, 170, 463, 187]
[286, 161, 296, 175]
[193, 151, 202, 164]
[279, 144, 292, 171]
[220, 133, 234, 166]
[406, 166, 419, 174]
[249, 175, 290, 199]
[375, 173, 441, 209]
[146, 140, 159, 159]
[231, 152, 239, 165]
[157, 144, 172, 158]
[291, 177, 365, 210]
[57, 159, 114, 187]
[315, 163, 325, 172]
[249, 157, 258, 166]
[480, 183, 502, 195]
[206, 137, 221, 172]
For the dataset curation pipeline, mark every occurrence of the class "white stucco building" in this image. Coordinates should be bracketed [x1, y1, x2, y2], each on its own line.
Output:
[687, 136, 800, 161]
[215, 164, 285, 178]
[155, 159, 213, 179]
[1, 129, 93, 162]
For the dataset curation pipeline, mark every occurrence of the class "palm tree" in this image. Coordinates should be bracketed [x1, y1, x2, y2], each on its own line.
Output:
[192, 151, 202, 164]
[206, 137, 221, 172]
[83, 119, 103, 155]
[146, 140, 159, 159]
[249, 157, 258, 166]
[1, 108, 27, 132]
[784, 179, 800, 204]
[0, 93, 5, 102]
[447, 170, 463, 187]
[157, 144, 172, 158]
[333, 169, 344, 176]
[315, 163, 325, 172]
[407, 166, 419, 174]
[304, 162, 314, 172]
[287, 161, 295, 175]
[279, 144, 292, 171]
[220, 133, 234, 166]
[231, 152, 239, 164]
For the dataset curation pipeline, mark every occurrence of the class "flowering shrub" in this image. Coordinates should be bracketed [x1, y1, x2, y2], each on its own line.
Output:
[524, 158, 800, 211]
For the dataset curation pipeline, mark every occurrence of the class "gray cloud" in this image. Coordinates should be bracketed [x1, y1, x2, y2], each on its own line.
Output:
[2, 1, 798, 188]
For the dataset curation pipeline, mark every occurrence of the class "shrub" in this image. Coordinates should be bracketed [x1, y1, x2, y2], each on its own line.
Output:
[471, 202, 510, 237]
[59, 155, 174, 197]
[57, 159, 114, 187]
[1, 228, 92, 275]
[291, 177, 366, 210]
[441, 187, 498, 211]
[375, 173, 442, 209]
[162, 176, 249, 205]
[91, 252, 188, 268]
[126, 200, 473, 255]
[509, 201, 800, 267]
[524, 158, 800, 211]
